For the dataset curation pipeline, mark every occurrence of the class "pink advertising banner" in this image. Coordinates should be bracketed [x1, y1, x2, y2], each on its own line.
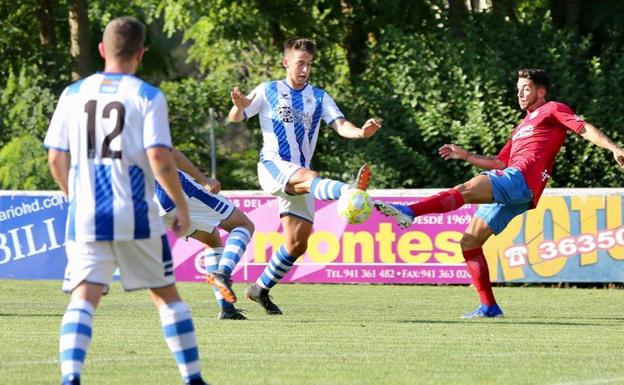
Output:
[2, 190, 623, 282]
[170, 195, 476, 284]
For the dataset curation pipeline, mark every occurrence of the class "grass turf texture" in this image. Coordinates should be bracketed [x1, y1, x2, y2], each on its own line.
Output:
[0, 281, 622, 385]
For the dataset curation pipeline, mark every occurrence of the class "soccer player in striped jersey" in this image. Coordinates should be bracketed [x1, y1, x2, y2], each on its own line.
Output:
[374, 69, 624, 318]
[154, 149, 254, 320]
[45, 17, 208, 385]
[229, 37, 382, 314]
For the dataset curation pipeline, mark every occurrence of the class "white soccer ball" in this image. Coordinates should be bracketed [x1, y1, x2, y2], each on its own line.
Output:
[337, 189, 372, 224]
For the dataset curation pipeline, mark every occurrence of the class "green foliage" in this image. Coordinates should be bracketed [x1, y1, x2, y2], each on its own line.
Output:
[160, 77, 261, 189]
[0, 2, 43, 80]
[2, 0, 624, 190]
[0, 66, 57, 149]
[316, 10, 624, 189]
[0, 134, 55, 190]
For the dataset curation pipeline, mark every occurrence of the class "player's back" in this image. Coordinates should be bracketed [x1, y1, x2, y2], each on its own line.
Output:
[45, 72, 171, 242]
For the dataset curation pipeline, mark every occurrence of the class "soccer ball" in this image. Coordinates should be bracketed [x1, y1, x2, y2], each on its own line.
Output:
[337, 189, 372, 224]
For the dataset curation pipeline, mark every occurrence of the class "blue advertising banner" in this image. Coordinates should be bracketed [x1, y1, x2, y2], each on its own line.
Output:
[1, 189, 623, 283]
[0, 192, 68, 279]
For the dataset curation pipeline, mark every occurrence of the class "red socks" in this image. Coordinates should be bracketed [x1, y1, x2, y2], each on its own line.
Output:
[408, 188, 465, 217]
[462, 247, 496, 306]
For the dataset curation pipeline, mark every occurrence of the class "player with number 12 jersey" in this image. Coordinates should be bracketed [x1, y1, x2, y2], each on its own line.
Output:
[44, 73, 170, 241]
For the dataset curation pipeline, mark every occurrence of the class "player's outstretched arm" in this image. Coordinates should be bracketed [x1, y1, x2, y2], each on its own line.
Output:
[579, 123, 624, 167]
[47, 149, 70, 196]
[439, 144, 506, 170]
[332, 117, 382, 139]
[147, 147, 190, 237]
[228, 87, 255, 123]
[171, 148, 221, 193]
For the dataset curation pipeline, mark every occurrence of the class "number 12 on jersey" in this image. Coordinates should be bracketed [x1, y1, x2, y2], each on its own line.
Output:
[84, 100, 125, 159]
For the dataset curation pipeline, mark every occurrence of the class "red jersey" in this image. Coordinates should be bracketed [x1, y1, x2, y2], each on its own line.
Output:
[496, 101, 585, 207]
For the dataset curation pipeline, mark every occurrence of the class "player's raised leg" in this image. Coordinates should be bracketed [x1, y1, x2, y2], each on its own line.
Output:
[374, 174, 493, 228]
[308, 163, 371, 200]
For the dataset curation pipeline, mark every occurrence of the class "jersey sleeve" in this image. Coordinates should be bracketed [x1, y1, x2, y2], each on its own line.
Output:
[143, 91, 172, 149]
[44, 88, 70, 152]
[550, 102, 585, 134]
[321, 93, 344, 127]
[243, 83, 265, 119]
[497, 139, 512, 165]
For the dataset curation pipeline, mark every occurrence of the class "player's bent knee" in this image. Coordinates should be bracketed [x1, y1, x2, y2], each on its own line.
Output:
[459, 233, 483, 251]
[236, 210, 255, 233]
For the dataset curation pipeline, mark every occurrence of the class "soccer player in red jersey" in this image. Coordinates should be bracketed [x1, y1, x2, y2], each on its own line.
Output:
[374, 68, 624, 318]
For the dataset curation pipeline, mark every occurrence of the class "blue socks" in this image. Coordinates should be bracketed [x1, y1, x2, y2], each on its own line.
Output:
[310, 177, 348, 201]
[256, 246, 298, 289]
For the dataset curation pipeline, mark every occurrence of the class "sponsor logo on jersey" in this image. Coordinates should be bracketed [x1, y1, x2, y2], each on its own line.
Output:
[278, 106, 294, 123]
[512, 124, 534, 140]
[541, 169, 551, 181]
[294, 109, 313, 128]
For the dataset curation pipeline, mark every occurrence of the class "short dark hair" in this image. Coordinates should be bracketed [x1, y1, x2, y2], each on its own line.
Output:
[518, 68, 551, 92]
[283, 37, 316, 56]
[102, 16, 145, 61]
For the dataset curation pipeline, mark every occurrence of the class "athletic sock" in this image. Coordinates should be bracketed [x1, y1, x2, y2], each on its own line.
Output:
[310, 177, 348, 201]
[408, 188, 465, 217]
[159, 301, 204, 384]
[462, 247, 496, 306]
[219, 227, 252, 275]
[203, 247, 232, 310]
[59, 299, 95, 384]
[256, 245, 298, 289]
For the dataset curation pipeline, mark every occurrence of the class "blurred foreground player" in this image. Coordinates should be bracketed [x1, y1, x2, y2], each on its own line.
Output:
[45, 17, 209, 384]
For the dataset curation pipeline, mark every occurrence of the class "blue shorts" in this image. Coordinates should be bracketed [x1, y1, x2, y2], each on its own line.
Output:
[475, 168, 533, 235]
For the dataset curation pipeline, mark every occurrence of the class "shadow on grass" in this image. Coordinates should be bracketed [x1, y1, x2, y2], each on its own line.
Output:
[396, 319, 618, 327]
[528, 315, 624, 321]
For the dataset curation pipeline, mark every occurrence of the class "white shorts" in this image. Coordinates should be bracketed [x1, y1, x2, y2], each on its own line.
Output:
[257, 159, 315, 223]
[162, 192, 235, 237]
[63, 235, 174, 293]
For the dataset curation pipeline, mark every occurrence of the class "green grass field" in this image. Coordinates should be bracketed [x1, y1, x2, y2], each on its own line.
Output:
[1, 281, 622, 385]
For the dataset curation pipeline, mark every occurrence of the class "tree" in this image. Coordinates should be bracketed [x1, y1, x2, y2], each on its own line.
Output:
[68, 0, 91, 80]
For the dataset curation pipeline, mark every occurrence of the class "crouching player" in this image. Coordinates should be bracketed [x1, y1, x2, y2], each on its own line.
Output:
[155, 149, 254, 320]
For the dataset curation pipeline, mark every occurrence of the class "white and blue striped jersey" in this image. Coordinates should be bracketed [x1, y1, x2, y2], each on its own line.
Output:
[44, 72, 171, 242]
[153, 170, 232, 216]
[243, 80, 344, 167]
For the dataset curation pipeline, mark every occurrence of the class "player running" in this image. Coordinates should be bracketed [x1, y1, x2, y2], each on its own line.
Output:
[45, 17, 209, 385]
[155, 149, 254, 320]
[374, 68, 624, 318]
[228, 37, 381, 314]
